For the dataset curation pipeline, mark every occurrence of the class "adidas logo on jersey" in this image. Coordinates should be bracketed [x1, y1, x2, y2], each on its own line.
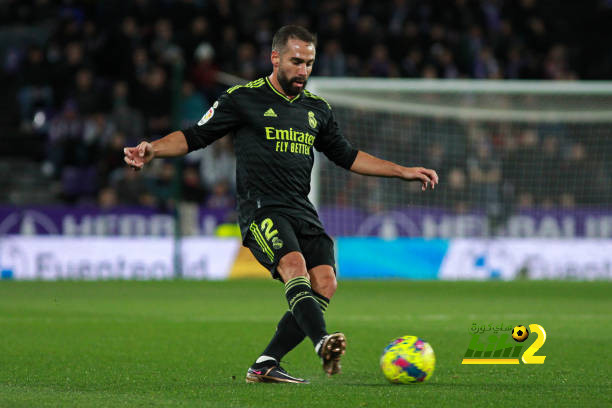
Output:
[264, 108, 277, 117]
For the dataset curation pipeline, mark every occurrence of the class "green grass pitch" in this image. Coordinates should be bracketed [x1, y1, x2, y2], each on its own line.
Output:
[1, 280, 610, 407]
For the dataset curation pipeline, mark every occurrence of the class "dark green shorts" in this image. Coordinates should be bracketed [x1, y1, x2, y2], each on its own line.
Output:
[244, 208, 336, 281]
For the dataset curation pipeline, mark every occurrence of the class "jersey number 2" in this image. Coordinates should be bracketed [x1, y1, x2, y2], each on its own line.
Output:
[260, 218, 278, 240]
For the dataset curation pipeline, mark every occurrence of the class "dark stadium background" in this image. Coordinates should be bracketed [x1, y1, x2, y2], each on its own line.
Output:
[1, 0, 611, 208]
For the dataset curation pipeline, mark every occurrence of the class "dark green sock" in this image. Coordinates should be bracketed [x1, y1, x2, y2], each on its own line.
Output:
[284, 276, 327, 346]
[257, 290, 330, 363]
[313, 290, 330, 313]
[257, 311, 303, 364]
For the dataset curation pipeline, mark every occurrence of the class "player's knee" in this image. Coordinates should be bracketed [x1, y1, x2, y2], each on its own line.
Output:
[310, 266, 337, 298]
[321, 275, 337, 298]
[277, 251, 308, 281]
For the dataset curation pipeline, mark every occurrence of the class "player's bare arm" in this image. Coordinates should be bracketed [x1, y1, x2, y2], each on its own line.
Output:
[123, 131, 189, 170]
[349, 151, 439, 191]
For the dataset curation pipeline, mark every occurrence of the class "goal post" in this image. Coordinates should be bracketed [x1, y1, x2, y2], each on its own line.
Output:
[308, 78, 612, 239]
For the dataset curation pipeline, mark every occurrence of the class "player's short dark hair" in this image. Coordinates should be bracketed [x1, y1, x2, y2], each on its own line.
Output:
[272, 25, 317, 53]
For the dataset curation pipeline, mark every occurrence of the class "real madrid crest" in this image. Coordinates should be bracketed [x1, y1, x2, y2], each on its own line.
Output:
[308, 111, 317, 129]
[272, 236, 284, 249]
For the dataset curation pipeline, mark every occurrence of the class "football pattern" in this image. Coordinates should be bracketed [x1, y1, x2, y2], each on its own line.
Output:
[512, 325, 529, 342]
[380, 335, 435, 384]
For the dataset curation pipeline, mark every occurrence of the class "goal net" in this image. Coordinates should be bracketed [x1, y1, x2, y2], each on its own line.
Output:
[308, 79, 612, 239]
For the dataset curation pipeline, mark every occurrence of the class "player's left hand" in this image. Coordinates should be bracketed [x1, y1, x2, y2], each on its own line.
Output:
[123, 141, 155, 171]
[400, 167, 439, 191]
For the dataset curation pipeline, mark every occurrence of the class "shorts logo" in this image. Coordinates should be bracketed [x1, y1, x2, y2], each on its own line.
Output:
[198, 106, 215, 125]
[272, 237, 283, 250]
[249, 218, 279, 262]
[308, 111, 317, 128]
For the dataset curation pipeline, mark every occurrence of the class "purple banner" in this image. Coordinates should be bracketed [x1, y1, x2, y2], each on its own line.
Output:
[0, 206, 233, 236]
[2, 205, 612, 238]
[319, 206, 612, 238]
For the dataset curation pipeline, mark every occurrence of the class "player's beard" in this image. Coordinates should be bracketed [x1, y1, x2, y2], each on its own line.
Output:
[277, 68, 307, 97]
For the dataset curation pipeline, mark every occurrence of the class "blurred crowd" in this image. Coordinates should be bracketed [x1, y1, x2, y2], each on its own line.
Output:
[324, 112, 612, 215]
[1, 0, 611, 211]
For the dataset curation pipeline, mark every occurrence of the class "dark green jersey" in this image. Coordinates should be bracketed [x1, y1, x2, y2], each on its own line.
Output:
[182, 77, 358, 240]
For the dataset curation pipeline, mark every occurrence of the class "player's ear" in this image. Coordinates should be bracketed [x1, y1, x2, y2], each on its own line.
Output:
[271, 50, 280, 68]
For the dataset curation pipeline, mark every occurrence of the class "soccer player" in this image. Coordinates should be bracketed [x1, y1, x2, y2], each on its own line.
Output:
[124, 25, 438, 384]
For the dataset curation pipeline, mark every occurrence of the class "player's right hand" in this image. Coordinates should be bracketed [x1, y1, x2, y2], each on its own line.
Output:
[123, 141, 154, 170]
